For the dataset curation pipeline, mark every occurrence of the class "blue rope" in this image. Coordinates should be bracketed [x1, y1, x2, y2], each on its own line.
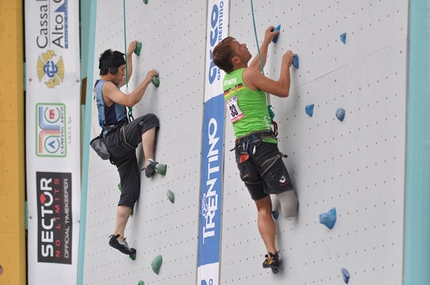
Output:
[250, 0, 275, 121]
[122, 0, 133, 119]
[250, 0, 264, 74]
[122, 0, 129, 88]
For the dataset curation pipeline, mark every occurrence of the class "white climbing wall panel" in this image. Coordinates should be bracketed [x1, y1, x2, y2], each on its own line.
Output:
[85, 0, 408, 284]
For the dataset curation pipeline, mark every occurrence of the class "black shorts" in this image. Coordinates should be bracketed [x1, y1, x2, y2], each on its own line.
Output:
[234, 131, 293, 200]
[103, 113, 159, 208]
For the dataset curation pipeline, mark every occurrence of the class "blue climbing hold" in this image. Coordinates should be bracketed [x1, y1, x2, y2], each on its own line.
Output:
[319, 207, 337, 229]
[341, 268, 350, 284]
[336, 108, 345, 121]
[305, 104, 314, 117]
[340, 33, 347, 44]
[292, 54, 299, 69]
[271, 24, 281, 43]
[272, 211, 279, 220]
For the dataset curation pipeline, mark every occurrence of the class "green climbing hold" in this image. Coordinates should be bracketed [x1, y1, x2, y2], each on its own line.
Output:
[118, 183, 134, 215]
[134, 42, 142, 56]
[152, 75, 160, 87]
[138, 281, 145, 285]
[151, 255, 163, 274]
[155, 162, 167, 175]
[143, 0, 148, 4]
[167, 190, 175, 203]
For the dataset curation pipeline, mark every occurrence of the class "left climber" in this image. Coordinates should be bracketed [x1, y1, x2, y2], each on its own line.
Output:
[94, 40, 166, 256]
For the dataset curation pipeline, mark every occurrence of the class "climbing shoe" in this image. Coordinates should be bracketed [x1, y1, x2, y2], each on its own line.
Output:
[109, 234, 135, 255]
[262, 252, 280, 269]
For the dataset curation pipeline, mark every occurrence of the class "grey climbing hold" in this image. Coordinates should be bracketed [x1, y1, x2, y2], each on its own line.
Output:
[340, 33, 347, 44]
[151, 255, 163, 274]
[336, 108, 345, 121]
[341, 268, 350, 283]
[272, 211, 279, 220]
[305, 104, 314, 117]
[167, 190, 175, 203]
[292, 54, 299, 68]
[319, 207, 337, 229]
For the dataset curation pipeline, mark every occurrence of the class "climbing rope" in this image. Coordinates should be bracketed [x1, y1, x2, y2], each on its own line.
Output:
[122, 0, 134, 121]
[249, 0, 276, 134]
[250, 0, 265, 74]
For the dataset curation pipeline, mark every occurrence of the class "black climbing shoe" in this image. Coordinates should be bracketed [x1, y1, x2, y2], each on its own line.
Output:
[109, 234, 135, 255]
[262, 252, 280, 269]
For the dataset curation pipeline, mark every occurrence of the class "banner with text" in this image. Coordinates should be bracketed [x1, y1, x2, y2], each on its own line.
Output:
[198, 1, 229, 284]
[24, 0, 81, 284]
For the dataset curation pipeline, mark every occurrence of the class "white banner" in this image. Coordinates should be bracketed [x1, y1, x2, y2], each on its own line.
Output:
[198, 1, 229, 285]
[25, 0, 81, 284]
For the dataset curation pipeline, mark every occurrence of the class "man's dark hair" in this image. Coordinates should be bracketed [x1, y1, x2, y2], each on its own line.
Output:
[213, 37, 236, 74]
[98, 49, 126, 75]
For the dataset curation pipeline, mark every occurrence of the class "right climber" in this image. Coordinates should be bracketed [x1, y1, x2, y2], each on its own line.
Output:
[212, 26, 298, 272]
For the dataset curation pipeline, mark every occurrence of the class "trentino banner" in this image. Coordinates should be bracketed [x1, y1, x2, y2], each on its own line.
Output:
[198, 1, 229, 284]
[24, 0, 81, 284]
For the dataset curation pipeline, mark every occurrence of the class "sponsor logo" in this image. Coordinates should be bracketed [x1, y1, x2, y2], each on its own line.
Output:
[37, 172, 72, 264]
[37, 50, 65, 88]
[36, 0, 70, 49]
[208, 1, 225, 84]
[36, 103, 66, 157]
[201, 118, 220, 244]
[279, 175, 286, 183]
[201, 278, 214, 285]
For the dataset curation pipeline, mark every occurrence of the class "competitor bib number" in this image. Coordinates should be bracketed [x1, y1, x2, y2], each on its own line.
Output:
[226, 96, 244, 122]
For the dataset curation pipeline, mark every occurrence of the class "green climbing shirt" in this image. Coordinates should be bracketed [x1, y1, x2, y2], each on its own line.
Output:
[223, 68, 276, 143]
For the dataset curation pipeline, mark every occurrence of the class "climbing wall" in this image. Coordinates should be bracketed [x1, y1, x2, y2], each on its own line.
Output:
[84, 0, 408, 284]
[84, 0, 207, 284]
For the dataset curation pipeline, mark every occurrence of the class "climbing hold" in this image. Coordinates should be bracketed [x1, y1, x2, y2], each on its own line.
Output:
[151, 255, 163, 274]
[319, 207, 337, 229]
[341, 268, 350, 284]
[271, 24, 281, 43]
[166, 190, 175, 204]
[336, 108, 345, 121]
[155, 163, 167, 175]
[305, 104, 314, 117]
[134, 42, 142, 56]
[292, 54, 299, 69]
[138, 281, 145, 285]
[340, 33, 347, 44]
[143, 0, 148, 4]
[118, 183, 134, 215]
[152, 75, 160, 87]
[272, 211, 279, 220]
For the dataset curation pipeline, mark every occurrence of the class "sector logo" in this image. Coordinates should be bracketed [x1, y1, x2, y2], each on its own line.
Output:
[37, 50, 65, 88]
[36, 103, 66, 157]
